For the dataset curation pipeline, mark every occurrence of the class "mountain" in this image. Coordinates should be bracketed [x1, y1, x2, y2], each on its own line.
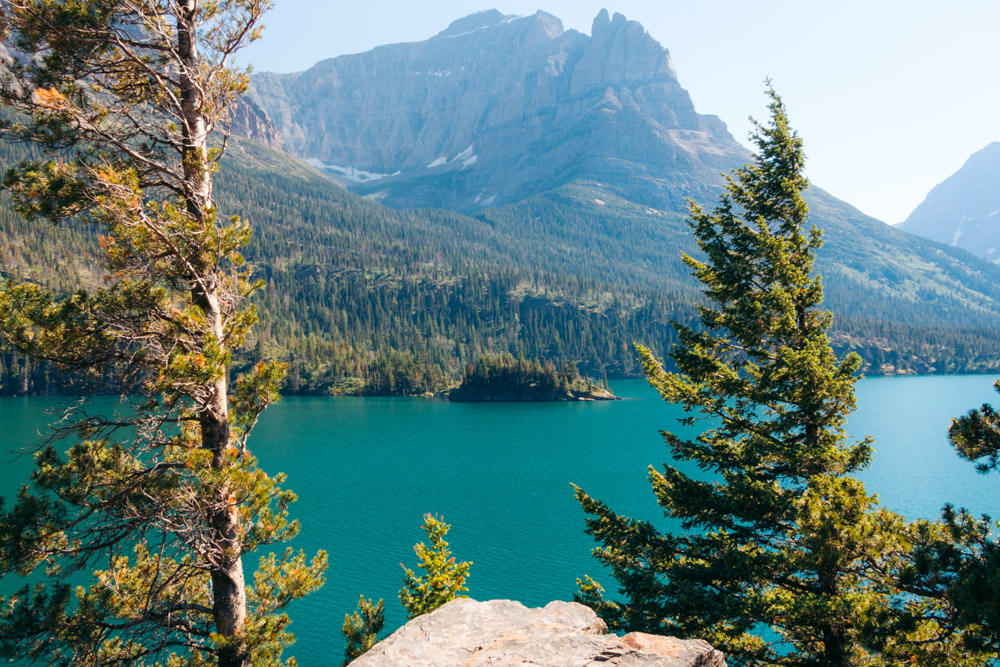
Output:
[245, 9, 1000, 347]
[898, 142, 1000, 261]
[6, 12, 1000, 395]
[230, 97, 284, 151]
[0, 135, 692, 394]
[248, 9, 742, 211]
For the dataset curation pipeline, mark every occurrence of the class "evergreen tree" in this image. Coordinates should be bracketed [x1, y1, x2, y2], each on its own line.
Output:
[399, 514, 471, 620]
[574, 87, 911, 665]
[341, 515, 470, 662]
[949, 386, 1000, 475]
[896, 382, 1000, 657]
[0, 1, 325, 665]
[341, 596, 385, 666]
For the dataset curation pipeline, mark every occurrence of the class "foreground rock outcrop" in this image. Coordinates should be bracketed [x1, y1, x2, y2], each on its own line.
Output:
[350, 598, 726, 666]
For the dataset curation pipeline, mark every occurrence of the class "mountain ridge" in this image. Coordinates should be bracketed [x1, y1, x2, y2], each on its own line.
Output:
[5, 130, 1000, 397]
[237, 8, 1000, 382]
[247, 9, 740, 211]
[898, 142, 1000, 261]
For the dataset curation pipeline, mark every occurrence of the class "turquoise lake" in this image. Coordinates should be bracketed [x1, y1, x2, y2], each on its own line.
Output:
[1, 374, 999, 665]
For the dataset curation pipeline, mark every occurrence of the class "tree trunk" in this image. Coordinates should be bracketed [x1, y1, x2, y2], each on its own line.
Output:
[822, 624, 850, 667]
[199, 283, 248, 667]
[177, 3, 249, 665]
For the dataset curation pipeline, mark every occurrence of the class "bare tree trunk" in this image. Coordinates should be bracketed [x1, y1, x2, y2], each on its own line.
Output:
[200, 281, 248, 667]
[177, 3, 249, 665]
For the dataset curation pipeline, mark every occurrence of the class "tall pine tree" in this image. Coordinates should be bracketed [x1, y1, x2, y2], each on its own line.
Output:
[0, 1, 325, 665]
[575, 87, 917, 666]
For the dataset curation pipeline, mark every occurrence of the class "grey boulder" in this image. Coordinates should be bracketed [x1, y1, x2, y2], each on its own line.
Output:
[350, 598, 725, 666]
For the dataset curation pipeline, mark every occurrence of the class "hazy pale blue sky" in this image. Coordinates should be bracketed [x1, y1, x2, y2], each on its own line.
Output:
[241, 1, 999, 224]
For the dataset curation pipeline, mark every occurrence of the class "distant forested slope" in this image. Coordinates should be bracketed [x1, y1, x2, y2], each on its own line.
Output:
[4, 137, 1000, 396]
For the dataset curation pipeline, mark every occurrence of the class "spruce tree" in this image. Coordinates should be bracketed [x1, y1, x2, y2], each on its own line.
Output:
[895, 383, 1000, 657]
[574, 88, 909, 665]
[941, 390, 1000, 651]
[0, 1, 326, 665]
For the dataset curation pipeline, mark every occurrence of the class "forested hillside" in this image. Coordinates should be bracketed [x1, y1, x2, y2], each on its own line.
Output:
[4, 136, 1000, 396]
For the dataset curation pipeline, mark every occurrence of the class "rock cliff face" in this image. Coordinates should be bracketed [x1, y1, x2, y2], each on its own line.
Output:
[229, 97, 283, 151]
[351, 598, 726, 666]
[898, 142, 1000, 261]
[248, 9, 745, 210]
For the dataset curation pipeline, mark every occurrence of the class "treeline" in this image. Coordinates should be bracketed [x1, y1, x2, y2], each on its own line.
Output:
[248, 269, 686, 395]
[5, 137, 1000, 396]
[449, 353, 604, 401]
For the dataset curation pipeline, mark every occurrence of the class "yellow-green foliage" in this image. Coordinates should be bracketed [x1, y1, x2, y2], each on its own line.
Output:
[399, 514, 472, 620]
[0, 1, 327, 665]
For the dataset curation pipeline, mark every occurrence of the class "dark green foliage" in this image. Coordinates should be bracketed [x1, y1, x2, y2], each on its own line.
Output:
[6, 132, 1000, 397]
[902, 507, 1000, 658]
[573, 88, 954, 665]
[894, 381, 1000, 658]
[949, 382, 1000, 473]
[341, 595, 385, 665]
[449, 353, 607, 401]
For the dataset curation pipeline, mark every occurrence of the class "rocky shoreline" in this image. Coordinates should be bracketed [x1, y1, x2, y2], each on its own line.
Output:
[445, 385, 619, 402]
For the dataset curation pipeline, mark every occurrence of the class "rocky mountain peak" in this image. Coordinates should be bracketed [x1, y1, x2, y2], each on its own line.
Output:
[229, 97, 282, 151]
[899, 141, 1000, 260]
[434, 10, 566, 43]
[968, 141, 1000, 167]
[572, 8, 677, 95]
[591, 8, 631, 36]
[246, 9, 741, 210]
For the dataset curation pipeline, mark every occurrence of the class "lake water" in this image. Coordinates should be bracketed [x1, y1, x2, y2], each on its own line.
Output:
[1, 375, 999, 665]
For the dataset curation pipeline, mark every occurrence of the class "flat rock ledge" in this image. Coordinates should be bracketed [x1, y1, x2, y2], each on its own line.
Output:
[350, 598, 726, 666]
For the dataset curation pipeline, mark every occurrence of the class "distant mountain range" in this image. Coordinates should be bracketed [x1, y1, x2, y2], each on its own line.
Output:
[898, 142, 1000, 262]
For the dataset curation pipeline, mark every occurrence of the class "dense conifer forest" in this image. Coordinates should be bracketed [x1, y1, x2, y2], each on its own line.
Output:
[4, 137, 1000, 396]
[449, 353, 612, 401]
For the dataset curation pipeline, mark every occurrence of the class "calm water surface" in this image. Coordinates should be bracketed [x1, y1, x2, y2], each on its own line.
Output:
[1, 375, 998, 665]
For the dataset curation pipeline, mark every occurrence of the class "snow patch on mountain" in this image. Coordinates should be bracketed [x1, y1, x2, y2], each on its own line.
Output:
[440, 13, 521, 39]
[952, 215, 968, 246]
[305, 158, 398, 183]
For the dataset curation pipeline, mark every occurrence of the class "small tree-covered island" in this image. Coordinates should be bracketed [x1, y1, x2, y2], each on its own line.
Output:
[3, 3, 1000, 667]
[447, 354, 618, 402]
